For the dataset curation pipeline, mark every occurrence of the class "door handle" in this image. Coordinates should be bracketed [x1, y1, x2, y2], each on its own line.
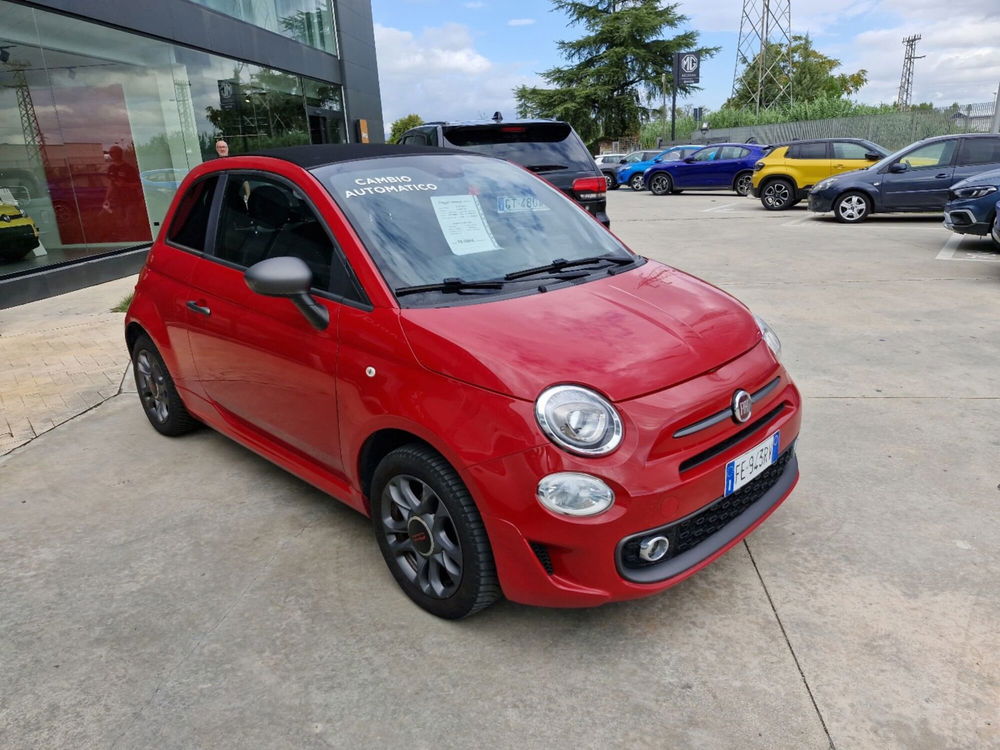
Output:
[186, 300, 211, 316]
[935, 173, 949, 178]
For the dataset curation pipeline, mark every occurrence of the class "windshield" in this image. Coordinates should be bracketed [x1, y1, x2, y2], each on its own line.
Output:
[441, 123, 594, 173]
[316, 154, 635, 304]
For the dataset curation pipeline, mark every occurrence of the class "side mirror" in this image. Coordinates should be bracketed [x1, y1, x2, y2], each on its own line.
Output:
[653, 156, 663, 163]
[244, 256, 329, 330]
[684, 157, 696, 163]
[888, 162, 910, 173]
[618, 158, 626, 164]
[865, 152, 882, 161]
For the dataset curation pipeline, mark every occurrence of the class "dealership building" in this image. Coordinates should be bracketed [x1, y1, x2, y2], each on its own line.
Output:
[0, 0, 383, 307]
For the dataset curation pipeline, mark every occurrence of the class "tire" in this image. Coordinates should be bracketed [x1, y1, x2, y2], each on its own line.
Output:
[604, 173, 618, 190]
[649, 173, 673, 196]
[991, 221, 1000, 248]
[629, 173, 645, 191]
[0, 246, 34, 263]
[734, 171, 753, 196]
[833, 191, 872, 224]
[372, 444, 501, 619]
[131, 334, 199, 436]
[760, 178, 796, 210]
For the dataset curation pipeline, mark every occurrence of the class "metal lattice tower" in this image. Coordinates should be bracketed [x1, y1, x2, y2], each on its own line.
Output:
[896, 35, 924, 108]
[732, 0, 793, 113]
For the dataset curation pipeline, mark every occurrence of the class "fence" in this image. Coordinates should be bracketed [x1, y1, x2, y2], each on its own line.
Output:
[686, 102, 999, 151]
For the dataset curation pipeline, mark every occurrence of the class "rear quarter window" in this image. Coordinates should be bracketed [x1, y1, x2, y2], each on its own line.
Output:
[442, 123, 595, 172]
[167, 176, 218, 251]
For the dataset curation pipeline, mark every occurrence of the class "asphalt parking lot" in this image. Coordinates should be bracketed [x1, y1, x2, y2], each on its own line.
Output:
[2, 189, 999, 749]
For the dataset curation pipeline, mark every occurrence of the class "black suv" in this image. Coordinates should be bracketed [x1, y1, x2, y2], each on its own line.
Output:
[400, 119, 609, 227]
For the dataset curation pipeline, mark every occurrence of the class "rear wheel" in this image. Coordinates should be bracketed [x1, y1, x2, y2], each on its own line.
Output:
[628, 173, 645, 191]
[734, 172, 753, 196]
[760, 178, 795, 210]
[372, 444, 501, 619]
[649, 173, 673, 196]
[131, 334, 199, 436]
[833, 191, 872, 224]
[604, 174, 618, 190]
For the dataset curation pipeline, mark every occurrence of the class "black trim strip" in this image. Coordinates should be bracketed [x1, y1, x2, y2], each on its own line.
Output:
[678, 403, 785, 474]
[673, 376, 781, 438]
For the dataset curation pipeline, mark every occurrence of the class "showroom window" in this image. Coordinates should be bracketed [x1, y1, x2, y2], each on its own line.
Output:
[190, 0, 339, 56]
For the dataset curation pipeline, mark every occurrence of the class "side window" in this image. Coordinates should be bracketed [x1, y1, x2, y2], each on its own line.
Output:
[900, 140, 956, 169]
[833, 142, 870, 160]
[214, 174, 361, 301]
[421, 128, 439, 146]
[719, 146, 750, 160]
[166, 176, 218, 251]
[957, 137, 1000, 166]
[691, 147, 719, 162]
[787, 142, 828, 159]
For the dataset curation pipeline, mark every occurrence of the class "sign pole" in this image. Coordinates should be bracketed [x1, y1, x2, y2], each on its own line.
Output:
[992, 82, 1000, 134]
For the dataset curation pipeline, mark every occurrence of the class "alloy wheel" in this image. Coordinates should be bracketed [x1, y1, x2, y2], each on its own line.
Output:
[604, 174, 613, 189]
[650, 174, 671, 196]
[735, 173, 753, 196]
[135, 350, 169, 424]
[763, 181, 791, 208]
[838, 194, 868, 222]
[629, 174, 645, 191]
[381, 474, 463, 599]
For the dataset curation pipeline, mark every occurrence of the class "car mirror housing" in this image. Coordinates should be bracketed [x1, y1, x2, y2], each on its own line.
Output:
[684, 157, 696, 163]
[618, 158, 626, 164]
[244, 256, 329, 330]
[865, 152, 882, 161]
[653, 157, 663, 163]
[888, 162, 910, 173]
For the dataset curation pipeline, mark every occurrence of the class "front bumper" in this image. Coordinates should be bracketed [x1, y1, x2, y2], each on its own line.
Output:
[465, 343, 801, 607]
[807, 190, 836, 213]
[943, 206, 991, 236]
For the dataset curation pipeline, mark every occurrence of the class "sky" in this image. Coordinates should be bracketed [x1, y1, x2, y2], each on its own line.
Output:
[370, 0, 1000, 134]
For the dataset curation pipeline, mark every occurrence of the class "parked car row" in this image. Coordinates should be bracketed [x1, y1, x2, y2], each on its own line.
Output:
[601, 133, 1000, 247]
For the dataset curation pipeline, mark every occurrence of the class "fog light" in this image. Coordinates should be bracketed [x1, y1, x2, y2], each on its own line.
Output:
[536, 472, 614, 517]
[638, 535, 670, 562]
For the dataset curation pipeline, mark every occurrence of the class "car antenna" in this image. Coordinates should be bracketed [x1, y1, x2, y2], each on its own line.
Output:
[492, 111, 503, 123]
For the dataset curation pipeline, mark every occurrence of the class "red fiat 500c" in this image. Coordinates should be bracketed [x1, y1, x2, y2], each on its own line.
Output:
[125, 144, 801, 619]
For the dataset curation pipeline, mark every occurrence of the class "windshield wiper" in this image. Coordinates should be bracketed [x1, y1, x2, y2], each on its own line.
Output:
[504, 255, 635, 281]
[525, 164, 569, 173]
[394, 277, 506, 297]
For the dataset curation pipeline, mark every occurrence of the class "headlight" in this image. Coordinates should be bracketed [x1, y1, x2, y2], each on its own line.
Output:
[952, 185, 997, 199]
[814, 179, 834, 191]
[754, 315, 782, 360]
[535, 385, 623, 456]
[537, 472, 615, 516]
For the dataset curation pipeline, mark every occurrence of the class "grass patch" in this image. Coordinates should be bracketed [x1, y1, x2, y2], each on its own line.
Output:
[111, 292, 134, 313]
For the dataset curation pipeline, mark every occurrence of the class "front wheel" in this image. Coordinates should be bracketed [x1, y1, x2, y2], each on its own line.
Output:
[372, 444, 501, 619]
[629, 173, 645, 191]
[649, 173, 673, 196]
[833, 191, 872, 223]
[734, 172, 753, 196]
[761, 178, 795, 210]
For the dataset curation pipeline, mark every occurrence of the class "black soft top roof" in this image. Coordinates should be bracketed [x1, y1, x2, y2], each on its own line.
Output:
[248, 143, 471, 169]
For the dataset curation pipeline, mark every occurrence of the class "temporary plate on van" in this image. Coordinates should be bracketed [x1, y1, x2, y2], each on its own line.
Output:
[725, 432, 780, 496]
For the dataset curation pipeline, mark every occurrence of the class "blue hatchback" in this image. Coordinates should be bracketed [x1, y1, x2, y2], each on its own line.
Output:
[616, 145, 701, 191]
[643, 143, 768, 196]
[943, 167, 1000, 246]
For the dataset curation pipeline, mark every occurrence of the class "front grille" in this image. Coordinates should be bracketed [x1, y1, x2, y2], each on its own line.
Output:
[620, 448, 793, 570]
[529, 541, 554, 574]
[678, 403, 785, 473]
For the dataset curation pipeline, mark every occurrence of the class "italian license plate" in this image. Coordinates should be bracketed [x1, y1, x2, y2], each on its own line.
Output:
[725, 432, 780, 496]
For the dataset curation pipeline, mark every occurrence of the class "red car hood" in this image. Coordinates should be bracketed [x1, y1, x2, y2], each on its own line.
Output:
[399, 261, 761, 402]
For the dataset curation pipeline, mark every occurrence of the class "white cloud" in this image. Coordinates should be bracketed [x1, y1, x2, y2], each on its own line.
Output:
[507, 18, 536, 26]
[374, 23, 543, 135]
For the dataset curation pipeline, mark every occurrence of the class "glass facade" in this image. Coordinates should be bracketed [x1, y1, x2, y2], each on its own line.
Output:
[190, 0, 339, 55]
[0, 1, 347, 276]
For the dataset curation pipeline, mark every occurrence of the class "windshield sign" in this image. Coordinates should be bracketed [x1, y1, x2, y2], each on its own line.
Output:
[316, 154, 635, 305]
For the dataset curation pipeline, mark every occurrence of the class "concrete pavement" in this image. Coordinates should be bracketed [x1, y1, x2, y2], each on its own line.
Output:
[1, 191, 998, 748]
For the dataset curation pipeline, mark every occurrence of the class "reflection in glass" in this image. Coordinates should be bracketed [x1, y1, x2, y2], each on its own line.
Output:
[190, 0, 339, 56]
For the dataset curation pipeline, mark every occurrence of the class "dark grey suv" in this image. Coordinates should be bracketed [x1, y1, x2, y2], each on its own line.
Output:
[808, 133, 1000, 223]
[400, 119, 609, 226]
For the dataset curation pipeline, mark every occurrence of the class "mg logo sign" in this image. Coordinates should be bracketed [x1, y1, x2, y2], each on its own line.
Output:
[680, 54, 698, 74]
[675, 51, 701, 85]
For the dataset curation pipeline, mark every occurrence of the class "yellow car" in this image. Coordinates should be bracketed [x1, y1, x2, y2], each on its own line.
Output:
[0, 201, 41, 262]
[751, 138, 888, 210]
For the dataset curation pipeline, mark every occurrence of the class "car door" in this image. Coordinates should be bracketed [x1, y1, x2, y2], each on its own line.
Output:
[787, 142, 833, 187]
[673, 146, 719, 187]
[952, 136, 1000, 185]
[185, 171, 362, 472]
[707, 146, 751, 187]
[881, 139, 958, 210]
[831, 141, 873, 177]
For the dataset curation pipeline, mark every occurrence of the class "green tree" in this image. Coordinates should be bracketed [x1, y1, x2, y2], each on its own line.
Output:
[726, 34, 867, 110]
[514, 1, 716, 143]
[388, 114, 424, 143]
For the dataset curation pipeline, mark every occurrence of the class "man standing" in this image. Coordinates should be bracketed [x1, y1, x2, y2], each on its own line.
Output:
[214, 139, 229, 158]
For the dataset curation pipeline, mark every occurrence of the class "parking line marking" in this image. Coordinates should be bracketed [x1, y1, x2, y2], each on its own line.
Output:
[780, 213, 814, 227]
[935, 234, 1000, 262]
[701, 202, 739, 213]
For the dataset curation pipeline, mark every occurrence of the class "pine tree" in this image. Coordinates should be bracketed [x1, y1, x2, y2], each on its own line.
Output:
[514, 1, 716, 143]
